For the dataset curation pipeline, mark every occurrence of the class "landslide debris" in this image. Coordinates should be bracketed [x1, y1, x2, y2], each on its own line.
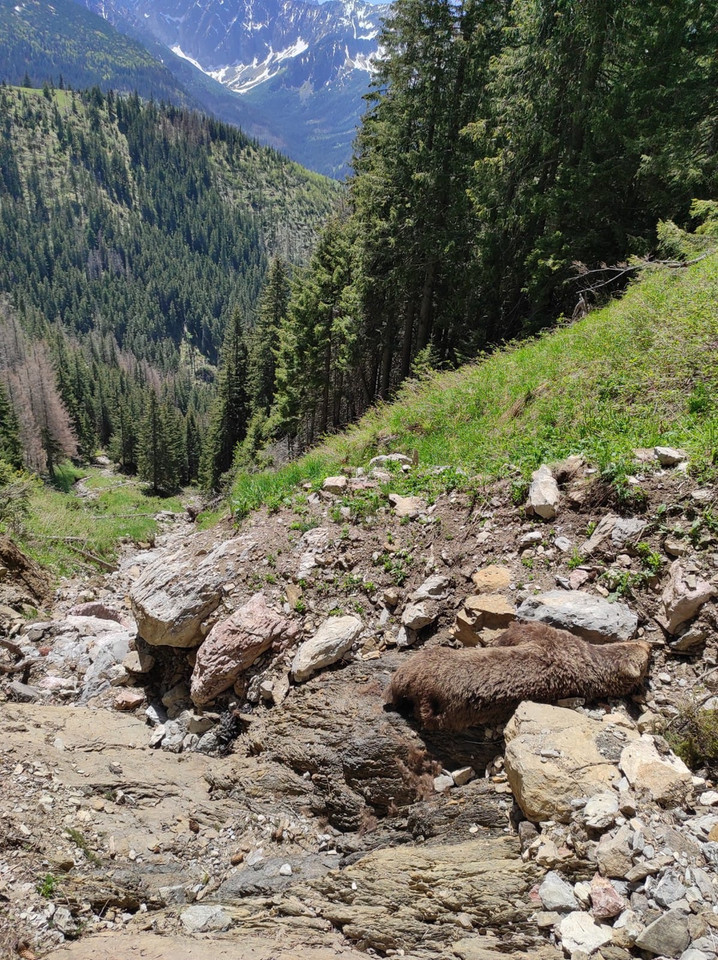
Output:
[1, 451, 717, 960]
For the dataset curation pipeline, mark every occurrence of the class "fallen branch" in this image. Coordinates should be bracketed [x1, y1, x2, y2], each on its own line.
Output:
[29, 536, 117, 571]
[571, 248, 718, 305]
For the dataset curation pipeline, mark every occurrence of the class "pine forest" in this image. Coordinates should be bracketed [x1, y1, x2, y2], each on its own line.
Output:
[0, 0, 717, 494]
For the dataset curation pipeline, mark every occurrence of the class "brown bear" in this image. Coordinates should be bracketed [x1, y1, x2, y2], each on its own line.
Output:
[386, 620, 651, 731]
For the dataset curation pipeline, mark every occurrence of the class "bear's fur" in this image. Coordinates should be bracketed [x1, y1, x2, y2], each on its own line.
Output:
[386, 620, 651, 731]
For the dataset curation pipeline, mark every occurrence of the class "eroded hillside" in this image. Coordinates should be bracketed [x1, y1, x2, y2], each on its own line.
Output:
[1, 446, 716, 960]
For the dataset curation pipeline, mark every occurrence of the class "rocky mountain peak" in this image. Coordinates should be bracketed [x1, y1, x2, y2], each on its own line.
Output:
[76, 0, 389, 173]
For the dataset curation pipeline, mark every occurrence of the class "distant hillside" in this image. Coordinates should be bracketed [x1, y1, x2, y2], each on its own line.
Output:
[76, 0, 389, 176]
[0, 84, 340, 477]
[0, 84, 340, 365]
[0, 0, 287, 145]
[0, 0, 194, 104]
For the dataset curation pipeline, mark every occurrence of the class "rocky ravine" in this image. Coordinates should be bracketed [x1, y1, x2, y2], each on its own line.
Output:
[0, 450, 717, 960]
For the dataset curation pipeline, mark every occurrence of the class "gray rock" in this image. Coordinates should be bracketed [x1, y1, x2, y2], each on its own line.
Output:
[291, 615, 362, 682]
[655, 446, 687, 466]
[558, 911, 611, 954]
[654, 870, 687, 908]
[369, 454, 412, 467]
[527, 465, 560, 520]
[433, 774, 453, 793]
[162, 717, 189, 753]
[52, 906, 78, 935]
[554, 536, 572, 553]
[9, 680, 41, 702]
[80, 627, 133, 702]
[612, 517, 648, 550]
[583, 791, 619, 831]
[180, 905, 231, 933]
[680, 950, 711, 960]
[517, 589, 638, 643]
[671, 622, 708, 652]
[634, 909, 691, 957]
[145, 702, 168, 727]
[401, 600, 437, 631]
[131, 536, 256, 647]
[519, 531, 543, 548]
[538, 871, 579, 912]
[411, 575, 451, 601]
[658, 561, 716, 635]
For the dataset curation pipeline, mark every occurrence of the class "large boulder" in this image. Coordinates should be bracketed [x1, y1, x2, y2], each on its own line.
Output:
[504, 702, 635, 823]
[516, 590, 637, 643]
[191, 593, 298, 706]
[292, 615, 363, 682]
[131, 536, 256, 647]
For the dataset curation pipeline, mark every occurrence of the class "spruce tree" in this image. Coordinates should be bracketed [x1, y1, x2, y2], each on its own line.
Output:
[138, 394, 184, 494]
[0, 379, 22, 469]
[200, 308, 249, 491]
[248, 258, 289, 416]
[184, 408, 202, 484]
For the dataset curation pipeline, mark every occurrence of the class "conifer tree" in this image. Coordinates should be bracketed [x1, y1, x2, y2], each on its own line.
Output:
[138, 393, 184, 494]
[184, 408, 202, 484]
[200, 308, 249, 491]
[248, 258, 290, 416]
[0, 379, 22, 469]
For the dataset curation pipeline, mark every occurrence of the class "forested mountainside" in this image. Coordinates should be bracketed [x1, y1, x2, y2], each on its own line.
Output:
[76, 0, 389, 176]
[258, 0, 717, 452]
[0, 0, 197, 107]
[0, 84, 339, 481]
[0, 0, 299, 150]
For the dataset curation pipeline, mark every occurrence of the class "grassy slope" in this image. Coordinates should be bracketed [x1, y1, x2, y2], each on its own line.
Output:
[230, 255, 718, 514]
[19, 466, 186, 578]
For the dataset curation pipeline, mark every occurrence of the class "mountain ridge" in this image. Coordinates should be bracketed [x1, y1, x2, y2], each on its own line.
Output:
[77, 0, 389, 174]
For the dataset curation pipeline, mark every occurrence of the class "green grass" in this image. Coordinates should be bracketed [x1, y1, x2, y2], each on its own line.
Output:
[231, 255, 718, 514]
[12, 466, 189, 578]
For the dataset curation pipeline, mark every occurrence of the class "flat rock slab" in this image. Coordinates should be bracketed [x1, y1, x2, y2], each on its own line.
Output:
[517, 590, 637, 643]
[45, 932, 368, 960]
[310, 834, 537, 954]
[388, 493, 426, 518]
[504, 702, 636, 823]
[131, 535, 256, 647]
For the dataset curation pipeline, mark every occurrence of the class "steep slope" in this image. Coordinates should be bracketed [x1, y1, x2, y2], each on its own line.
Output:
[229, 253, 718, 512]
[77, 0, 389, 175]
[0, 84, 340, 366]
[0, 0, 195, 105]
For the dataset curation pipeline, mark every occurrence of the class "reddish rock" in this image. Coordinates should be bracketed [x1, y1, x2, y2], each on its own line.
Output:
[590, 874, 626, 920]
[68, 602, 127, 625]
[191, 593, 298, 705]
[114, 689, 145, 711]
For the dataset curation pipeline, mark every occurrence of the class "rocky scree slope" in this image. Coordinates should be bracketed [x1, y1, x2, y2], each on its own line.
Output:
[0, 449, 717, 959]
